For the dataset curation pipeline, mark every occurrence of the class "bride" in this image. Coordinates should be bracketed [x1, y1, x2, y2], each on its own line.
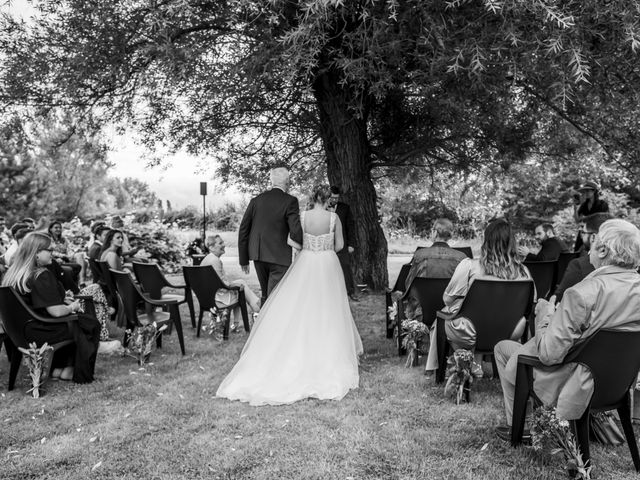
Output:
[216, 185, 363, 405]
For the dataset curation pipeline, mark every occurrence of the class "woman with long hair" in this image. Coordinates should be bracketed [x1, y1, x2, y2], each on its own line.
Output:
[99, 229, 125, 271]
[47, 220, 88, 287]
[217, 184, 362, 405]
[2, 232, 100, 383]
[425, 218, 532, 373]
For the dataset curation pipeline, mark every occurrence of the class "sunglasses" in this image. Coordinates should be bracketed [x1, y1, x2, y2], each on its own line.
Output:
[38, 247, 53, 253]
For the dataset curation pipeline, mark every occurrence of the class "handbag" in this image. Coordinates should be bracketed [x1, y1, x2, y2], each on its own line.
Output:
[444, 316, 476, 350]
[589, 412, 625, 445]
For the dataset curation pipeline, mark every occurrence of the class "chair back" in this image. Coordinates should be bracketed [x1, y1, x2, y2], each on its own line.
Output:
[0, 287, 34, 349]
[88, 258, 104, 284]
[182, 266, 227, 311]
[132, 262, 166, 299]
[97, 261, 118, 300]
[523, 260, 557, 299]
[452, 246, 473, 259]
[392, 263, 411, 292]
[110, 269, 143, 328]
[407, 277, 450, 328]
[555, 252, 580, 287]
[564, 329, 640, 409]
[458, 279, 534, 352]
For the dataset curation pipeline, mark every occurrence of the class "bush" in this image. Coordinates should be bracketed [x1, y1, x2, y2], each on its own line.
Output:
[127, 221, 187, 273]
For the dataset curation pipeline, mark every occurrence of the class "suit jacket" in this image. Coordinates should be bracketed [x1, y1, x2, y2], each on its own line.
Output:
[238, 188, 303, 267]
[510, 266, 640, 420]
[87, 241, 102, 261]
[553, 253, 594, 302]
[334, 202, 355, 249]
[403, 242, 466, 296]
[525, 237, 569, 262]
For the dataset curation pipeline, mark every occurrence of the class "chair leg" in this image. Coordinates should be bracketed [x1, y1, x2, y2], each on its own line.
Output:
[618, 392, 640, 472]
[170, 304, 186, 355]
[8, 349, 23, 391]
[490, 355, 499, 381]
[511, 362, 531, 446]
[397, 299, 406, 356]
[436, 317, 447, 384]
[385, 291, 393, 339]
[196, 310, 204, 338]
[156, 333, 163, 349]
[221, 309, 231, 341]
[238, 291, 251, 332]
[185, 288, 196, 328]
[573, 408, 591, 470]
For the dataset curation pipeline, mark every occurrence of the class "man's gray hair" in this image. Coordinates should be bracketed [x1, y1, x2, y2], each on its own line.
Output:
[597, 219, 640, 268]
[433, 218, 455, 241]
[205, 234, 222, 247]
[270, 167, 290, 188]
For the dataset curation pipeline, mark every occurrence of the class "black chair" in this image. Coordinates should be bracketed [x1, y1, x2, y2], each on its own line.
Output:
[385, 263, 411, 339]
[0, 286, 77, 391]
[555, 251, 580, 290]
[88, 258, 104, 284]
[435, 279, 535, 384]
[110, 269, 186, 356]
[182, 266, 251, 338]
[511, 330, 640, 472]
[132, 262, 196, 328]
[397, 277, 450, 356]
[523, 260, 557, 300]
[452, 246, 473, 259]
[190, 254, 206, 266]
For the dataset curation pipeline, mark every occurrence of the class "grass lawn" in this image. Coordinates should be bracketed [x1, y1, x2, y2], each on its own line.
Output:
[0, 260, 638, 479]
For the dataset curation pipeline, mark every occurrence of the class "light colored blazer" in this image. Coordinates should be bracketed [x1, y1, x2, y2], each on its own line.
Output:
[520, 265, 640, 420]
[201, 253, 238, 307]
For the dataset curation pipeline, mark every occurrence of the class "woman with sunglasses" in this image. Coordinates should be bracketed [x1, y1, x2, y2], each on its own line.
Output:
[2, 232, 100, 383]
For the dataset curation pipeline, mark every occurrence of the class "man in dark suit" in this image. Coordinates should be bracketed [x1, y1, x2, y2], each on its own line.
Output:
[238, 167, 303, 305]
[329, 186, 358, 300]
[517, 223, 569, 261]
[554, 213, 612, 302]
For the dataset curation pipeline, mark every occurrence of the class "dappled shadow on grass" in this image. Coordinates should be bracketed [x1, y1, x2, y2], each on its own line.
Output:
[1, 291, 640, 479]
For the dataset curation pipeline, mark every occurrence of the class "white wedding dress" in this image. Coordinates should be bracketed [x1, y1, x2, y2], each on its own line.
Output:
[216, 211, 363, 405]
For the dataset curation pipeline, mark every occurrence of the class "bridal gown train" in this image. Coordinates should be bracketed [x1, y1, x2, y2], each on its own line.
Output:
[216, 211, 363, 406]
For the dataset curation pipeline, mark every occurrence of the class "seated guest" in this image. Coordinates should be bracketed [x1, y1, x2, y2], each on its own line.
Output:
[4, 222, 29, 266]
[110, 216, 139, 262]
[494, 219, 640, 439]
[1, 232, 100, 383]
[201, 235, 261, 322]
[21, 217, 36, 230]
[48, 221, 87, 286]
[554, 213, 612, 302]
[397, 219, 467, 322]
[88, 225, 111, 261]
[100, 229, 127, 271]
[425, 218, 532, 372]
[517, 223, 569, 261]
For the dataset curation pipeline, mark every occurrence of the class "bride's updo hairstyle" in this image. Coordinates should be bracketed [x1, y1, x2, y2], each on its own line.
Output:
[310, 184, 331, 207]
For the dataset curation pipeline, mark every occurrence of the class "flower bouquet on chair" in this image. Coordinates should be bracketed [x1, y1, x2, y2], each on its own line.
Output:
[401, 319, 428, 368]
[124, 322, 167, 365]
[444, 349, 482, 404]
[18, 342, 53, 398]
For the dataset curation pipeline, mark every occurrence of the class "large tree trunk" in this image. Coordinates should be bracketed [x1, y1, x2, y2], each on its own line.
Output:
[313, 72, 388, 291]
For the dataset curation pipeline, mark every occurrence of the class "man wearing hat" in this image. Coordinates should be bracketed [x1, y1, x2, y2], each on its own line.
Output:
[573, 181, 609, 252]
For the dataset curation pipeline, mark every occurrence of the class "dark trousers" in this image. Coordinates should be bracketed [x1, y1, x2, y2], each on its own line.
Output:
[24, 314, 100, 384]
[337, 250, 355, 296]
[253, 261, 289, 305]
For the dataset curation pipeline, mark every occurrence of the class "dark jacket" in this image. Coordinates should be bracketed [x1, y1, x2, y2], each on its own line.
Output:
[554, 254, 594, 302]
[334, 202, 355, 249]
[403, 242, 467, 295]
[238, 188, 303, 267]
[526, 237, 569, 262]
[87, 241, 102, 261]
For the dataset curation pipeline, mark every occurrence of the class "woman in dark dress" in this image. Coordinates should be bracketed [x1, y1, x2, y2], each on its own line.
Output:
[1, 232, 100, 383]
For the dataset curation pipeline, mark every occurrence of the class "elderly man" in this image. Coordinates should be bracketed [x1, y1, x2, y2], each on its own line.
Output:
[517, 223, 569, 261]
[494, 219, 640, 440]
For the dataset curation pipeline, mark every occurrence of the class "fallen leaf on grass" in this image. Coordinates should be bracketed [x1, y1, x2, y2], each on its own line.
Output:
[480, 443, 489, 451]
[89, 436, 98, 443]
[157, 392, 164, 396]
[91, 461, 102, 471]
[124, 413, 131, 418]
[4, 418, 10, 422]
[379, 422, 388, 426]
[179, 394, 184, 400]
[40, 437, 46, 444]
[199, 366, 205, 371]
[234, 435, 243, 439]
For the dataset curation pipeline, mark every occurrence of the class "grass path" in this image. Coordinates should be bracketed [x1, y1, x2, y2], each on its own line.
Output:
[0, 260, 637, 479]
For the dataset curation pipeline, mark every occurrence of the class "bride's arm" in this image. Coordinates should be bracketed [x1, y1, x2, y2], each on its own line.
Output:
[287, 234, 302, 251]
[334, 217, 344, 252]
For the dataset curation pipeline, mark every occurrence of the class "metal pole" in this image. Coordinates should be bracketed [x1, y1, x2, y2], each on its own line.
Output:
[202, 193, 206, 242]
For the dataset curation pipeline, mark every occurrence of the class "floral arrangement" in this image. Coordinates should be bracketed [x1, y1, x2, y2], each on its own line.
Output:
[400, 319, 428, 367]
[443, 349, 482, 404]
[124, 322, 168, 365]
[205, 309, 230, 341]
[17, 342, 53, 398]
[530, 406, 591, 479]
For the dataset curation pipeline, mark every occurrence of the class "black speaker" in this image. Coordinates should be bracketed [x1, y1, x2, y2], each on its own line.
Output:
[200, 182, 207, 196]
